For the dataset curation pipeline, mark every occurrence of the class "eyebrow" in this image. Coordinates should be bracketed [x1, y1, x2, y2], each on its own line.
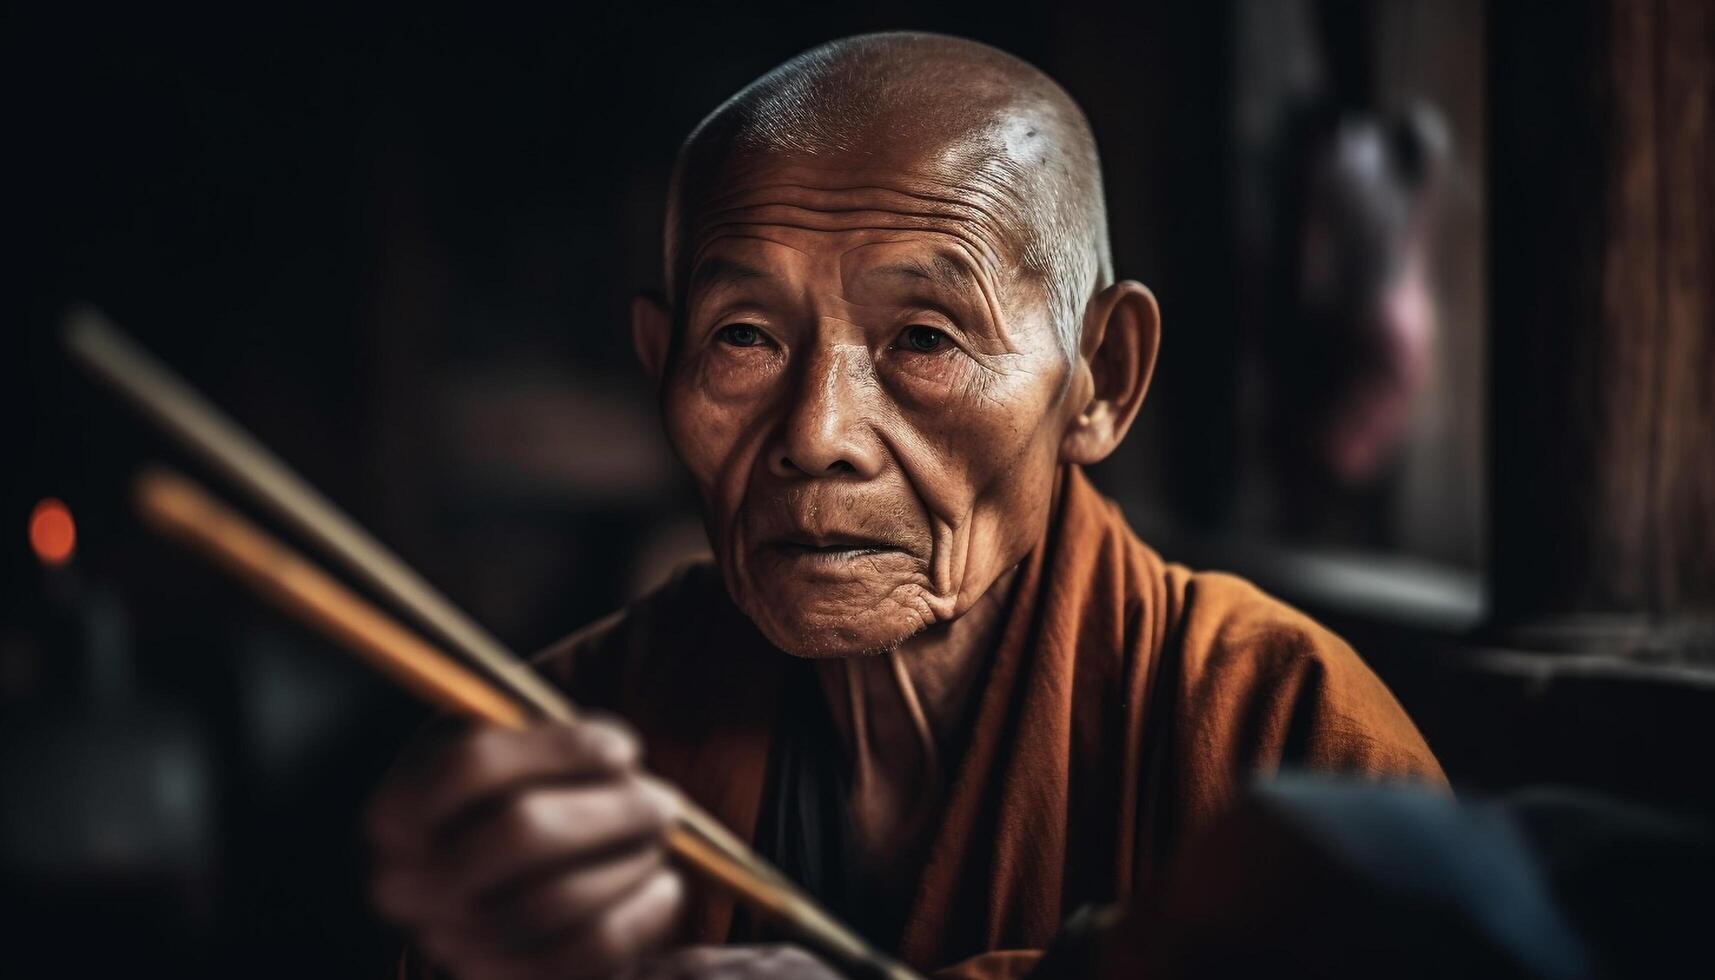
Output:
[868, 254, 981, 296]
[689, 257, 773, 291]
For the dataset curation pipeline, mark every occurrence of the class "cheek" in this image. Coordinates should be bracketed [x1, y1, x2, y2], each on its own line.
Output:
[947, 418, 1061, 606]
[663, 381, 738, 490]
[885, 357, 1065, 520]
[970, 444, 1060, 562]
[663, 360, 775, 515]
[882, 356, 1069, 613]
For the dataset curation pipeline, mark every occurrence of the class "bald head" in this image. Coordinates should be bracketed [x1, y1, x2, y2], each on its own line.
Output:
[666, 32, 1113, 352]
[638, 34, 1159, 659]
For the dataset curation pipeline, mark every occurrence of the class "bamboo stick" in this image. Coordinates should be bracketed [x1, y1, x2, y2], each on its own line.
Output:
[64, 304, 575, 723]
[137, 466, 529, 727]
[130, 470, 916, 980]
[63, 306, 784, 890]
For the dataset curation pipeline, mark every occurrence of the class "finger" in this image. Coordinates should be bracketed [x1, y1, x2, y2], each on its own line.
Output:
[368, 719, 642, 848]
[630, 946, 752, 980]
[446, 868, 684, 980]
[371, 777, 673, 927]
[407, 855, 671, 969]
[374, 852, 483, 927]
[630, 944, 834, 980]
[441, 779, 677, 899]
[371, 863, 431, 926]
[746, 945, 839, 980]
[465, 844, 667, 952]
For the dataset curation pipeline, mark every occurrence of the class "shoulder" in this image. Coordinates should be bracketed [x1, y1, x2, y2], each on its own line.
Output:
[1166, 566, 1350, 682]
[1159, 564, 1445, 785]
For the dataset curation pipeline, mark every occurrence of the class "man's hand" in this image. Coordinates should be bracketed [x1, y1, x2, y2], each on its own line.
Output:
[366, 718, 685, 980]
[631, 945, 844, 980]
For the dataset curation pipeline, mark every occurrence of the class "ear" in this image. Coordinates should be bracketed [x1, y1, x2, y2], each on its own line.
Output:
[631, 291, 673, 386]
[1059, 280, 1161, 465]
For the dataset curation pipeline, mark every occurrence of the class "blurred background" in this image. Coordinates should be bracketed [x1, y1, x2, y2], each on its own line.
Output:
[3, 1, 1710, 977]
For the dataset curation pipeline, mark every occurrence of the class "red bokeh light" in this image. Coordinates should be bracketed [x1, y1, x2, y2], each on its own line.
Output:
[29, 498, 76, 566]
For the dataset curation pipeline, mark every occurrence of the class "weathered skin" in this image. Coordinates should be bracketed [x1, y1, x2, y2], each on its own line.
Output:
[655, 155, 1079, 658]
[368, 33, 1159, 980]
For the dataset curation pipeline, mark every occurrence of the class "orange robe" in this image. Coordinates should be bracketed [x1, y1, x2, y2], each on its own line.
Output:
[524, 465, 1444, 979]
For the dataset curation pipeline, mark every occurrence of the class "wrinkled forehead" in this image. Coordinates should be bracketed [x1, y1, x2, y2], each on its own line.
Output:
[667, 115, 1051, 306]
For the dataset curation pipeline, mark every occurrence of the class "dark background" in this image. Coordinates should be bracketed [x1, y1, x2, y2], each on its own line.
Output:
[3, 2, 1709, 977]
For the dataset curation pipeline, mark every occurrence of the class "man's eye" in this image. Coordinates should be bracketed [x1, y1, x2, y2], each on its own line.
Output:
[717, 323, 765, 348]
[900, 325, 949, 353]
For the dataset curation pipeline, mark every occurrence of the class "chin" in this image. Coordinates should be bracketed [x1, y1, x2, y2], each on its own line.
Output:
[737, 575, 936, 659]
[764, 620, 918, 659]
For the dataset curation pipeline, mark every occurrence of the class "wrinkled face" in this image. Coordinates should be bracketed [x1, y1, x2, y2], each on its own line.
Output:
[662, 147, 1082, 657]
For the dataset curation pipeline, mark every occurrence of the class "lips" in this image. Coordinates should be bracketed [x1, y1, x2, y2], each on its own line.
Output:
[752, 520, 926, 582]
[769, 531, 905, 555]
[758, 531, 921, 583]
[742, 487, 930, 571]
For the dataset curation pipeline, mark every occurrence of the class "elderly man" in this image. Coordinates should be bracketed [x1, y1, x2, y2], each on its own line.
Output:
[367, 32, 1443, 980]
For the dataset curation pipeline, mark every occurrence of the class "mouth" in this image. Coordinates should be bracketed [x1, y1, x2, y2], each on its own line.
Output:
[742, 495, 930, 583]
[769, 534, 904, 559]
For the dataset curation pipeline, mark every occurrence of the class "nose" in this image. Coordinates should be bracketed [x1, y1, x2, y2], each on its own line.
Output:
[769, 342, 884, 479]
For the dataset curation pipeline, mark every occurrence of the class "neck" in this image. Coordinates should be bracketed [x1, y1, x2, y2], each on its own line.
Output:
[814, 563, 1020, 865]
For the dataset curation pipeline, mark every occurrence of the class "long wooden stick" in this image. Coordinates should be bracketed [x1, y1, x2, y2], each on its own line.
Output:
[62, 305, 784, 890]
[70, 307, 915, 978]
[136, 467, 916, 980]
[64, 304, 574, 723]
[138, 466, 531, 727]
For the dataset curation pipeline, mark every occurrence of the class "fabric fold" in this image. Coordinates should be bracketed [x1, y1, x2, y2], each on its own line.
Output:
[528, 463, 1443, 975]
